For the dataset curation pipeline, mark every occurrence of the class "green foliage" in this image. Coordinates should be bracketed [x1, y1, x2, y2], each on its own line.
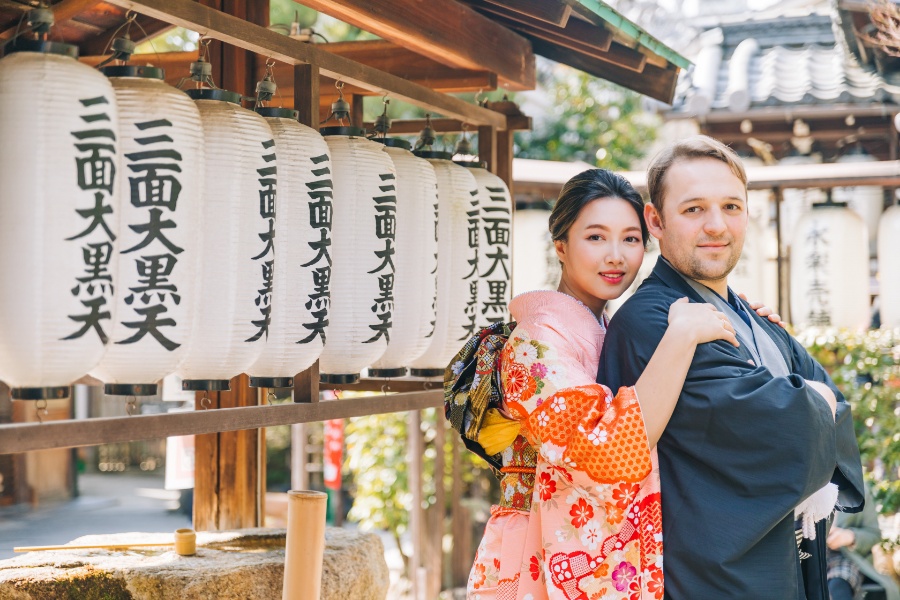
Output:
[344, 406, 496, 559]
[801, 329, 900, 514]
[514, 64, 660, 170]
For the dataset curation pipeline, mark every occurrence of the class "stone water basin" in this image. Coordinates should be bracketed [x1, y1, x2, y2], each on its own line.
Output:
[0, 527, 389, 599]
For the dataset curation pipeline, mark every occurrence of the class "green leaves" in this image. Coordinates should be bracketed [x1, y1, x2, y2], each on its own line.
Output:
[801, 329, 900, 514]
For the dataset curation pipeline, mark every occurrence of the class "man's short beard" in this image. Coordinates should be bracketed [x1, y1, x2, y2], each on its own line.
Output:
[684, 252, 739, 283]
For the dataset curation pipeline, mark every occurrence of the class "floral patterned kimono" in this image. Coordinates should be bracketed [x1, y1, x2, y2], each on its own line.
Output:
[467, 291, 663, 600]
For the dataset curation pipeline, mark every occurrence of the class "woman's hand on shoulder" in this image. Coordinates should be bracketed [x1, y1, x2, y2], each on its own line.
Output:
[667, 297, 739, 348]
[737, 292, 785, 328]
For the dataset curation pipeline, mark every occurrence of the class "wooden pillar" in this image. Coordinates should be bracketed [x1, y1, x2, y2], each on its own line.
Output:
[192, 0, 270, 532]
[428, 414, 447, 597]
[194, 375, 263, 531]
[478, 125, 497, 174]
[294, 64, 321, 130]
[408, 410, 424, 600]
[351, 94, 365, 130]
[496, 129, 515, 198]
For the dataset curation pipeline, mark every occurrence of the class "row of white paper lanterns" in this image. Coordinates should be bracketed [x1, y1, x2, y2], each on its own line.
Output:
[0, 44, 512, 399]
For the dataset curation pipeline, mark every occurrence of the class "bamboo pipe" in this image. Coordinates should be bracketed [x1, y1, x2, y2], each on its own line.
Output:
[15, 542, 177, 552]
[282, 490, 327, 600]
[15, 528, 197, 556]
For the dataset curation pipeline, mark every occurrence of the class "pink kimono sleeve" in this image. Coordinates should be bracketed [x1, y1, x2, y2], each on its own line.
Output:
[502, 320, 652, 484]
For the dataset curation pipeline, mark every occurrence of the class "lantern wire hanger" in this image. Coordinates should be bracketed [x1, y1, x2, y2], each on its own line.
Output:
[369, 94, 392, 142]
[321, 80, 351, 126]
[176, 37, 219, 91]
[95, 11, 163, 69]
[253, 58, 282, 108]
[413, 113, 437, 152]
[11, 3, 53, 44]
[199, 391, 211, 410]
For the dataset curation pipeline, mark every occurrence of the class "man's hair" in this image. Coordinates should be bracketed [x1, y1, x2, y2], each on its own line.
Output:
[646, 135, 747, 213]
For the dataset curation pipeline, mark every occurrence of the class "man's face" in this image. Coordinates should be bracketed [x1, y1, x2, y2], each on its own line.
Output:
[644, 157, 748, 293]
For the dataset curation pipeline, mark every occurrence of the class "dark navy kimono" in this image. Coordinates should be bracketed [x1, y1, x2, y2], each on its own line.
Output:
[596, 258, 864, 600]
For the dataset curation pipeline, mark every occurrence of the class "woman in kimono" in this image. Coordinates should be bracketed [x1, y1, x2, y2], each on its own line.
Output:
[451, 169, 778, 600]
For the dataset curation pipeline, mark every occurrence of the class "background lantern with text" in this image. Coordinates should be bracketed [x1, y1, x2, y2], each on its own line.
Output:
[90, 65, 204, 397]
[511, 208, 557, 296]
[317, 128, 397, 384]
[790, 198, 870, 331]
[878, 203, 900, 329]
[833, 146, 885, 257]
[176, 86, 276, 391]
[778, 155, 825, 251]
[368, 138, 438, 378]
[409, 153, 479, 376]
[0, 28, 121, 400]
[466, 165, 513, 329]
[248, 108, 333, 388]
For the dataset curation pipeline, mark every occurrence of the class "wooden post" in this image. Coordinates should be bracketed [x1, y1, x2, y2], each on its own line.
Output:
[449, 433, 470, 588]
[496, 128, 515, 198]
[294, 63, 321, 130]
[408, 410, 424, 600]
[193, 374, 263, 531]
[478, 125, 497, 173]
[430, 412, 446, 597]
[351, 94, 365, 130]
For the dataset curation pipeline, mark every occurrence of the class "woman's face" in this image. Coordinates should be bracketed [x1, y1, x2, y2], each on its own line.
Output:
[555, 196, 646, 302]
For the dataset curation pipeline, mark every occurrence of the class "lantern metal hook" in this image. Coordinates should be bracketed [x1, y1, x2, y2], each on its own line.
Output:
[126, 396, 138, 416]
[423, 381, 433, 391]
[199, 391, 211, 410]
[381, 383, 390, 396]
[332, 389, 343, 400]
[35, 399, 48, 424]
[267, 390, 277, 404]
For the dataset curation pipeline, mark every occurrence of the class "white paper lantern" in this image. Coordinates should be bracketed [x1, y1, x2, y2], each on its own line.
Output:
[248, 109, 333, 388]
[0, 41, 121, 400]
[89, 67, 204, 397]
[176, 90, 276, 391]
[368, 140, 438, 378]
[728, 218, 765, 303]
[779, 155, 825, 250]
[878, 205, 900, 329]
[834, 149, 884, 256]
[464, 165, 513, 330]
[790, 201, 870, 330]
[511, 209, 557, 297]
[318, 129, 398, 384]
[409, 154, 479, 376]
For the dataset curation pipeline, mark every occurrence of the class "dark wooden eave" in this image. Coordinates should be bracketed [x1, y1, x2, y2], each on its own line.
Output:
[296, 0, 536, 90]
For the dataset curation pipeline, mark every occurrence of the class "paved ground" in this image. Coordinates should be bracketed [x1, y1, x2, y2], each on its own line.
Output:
[0, 472, 191, 559]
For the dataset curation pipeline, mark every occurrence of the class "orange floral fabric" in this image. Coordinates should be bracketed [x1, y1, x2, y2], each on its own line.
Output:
[468, 292, 663, 600]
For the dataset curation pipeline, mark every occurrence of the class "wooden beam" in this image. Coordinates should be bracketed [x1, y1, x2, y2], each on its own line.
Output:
[102, 0, 507, 128]
[530, 38, 678, 104]
[78, 13, 174, 56]
[473, 1, 612, 52]
[0, 0, 103, 41]
[296, 0, 535, 90]
[478, 0, 572, 27]
[0, 390, 444, 454]
[493, 14, 645, 72]
[361, 116, 532, 134]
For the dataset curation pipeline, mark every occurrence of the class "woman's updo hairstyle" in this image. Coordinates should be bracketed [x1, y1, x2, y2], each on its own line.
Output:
[548, 168, 648, 247]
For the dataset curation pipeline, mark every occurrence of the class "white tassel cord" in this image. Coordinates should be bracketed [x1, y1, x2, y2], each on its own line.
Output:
[794, 482, 839, 539]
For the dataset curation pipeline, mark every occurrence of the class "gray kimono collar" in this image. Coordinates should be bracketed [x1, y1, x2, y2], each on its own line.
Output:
[663, 258, 790, 378]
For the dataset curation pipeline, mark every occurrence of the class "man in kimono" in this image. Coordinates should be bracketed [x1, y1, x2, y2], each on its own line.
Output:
[596, 135, 864, 600]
